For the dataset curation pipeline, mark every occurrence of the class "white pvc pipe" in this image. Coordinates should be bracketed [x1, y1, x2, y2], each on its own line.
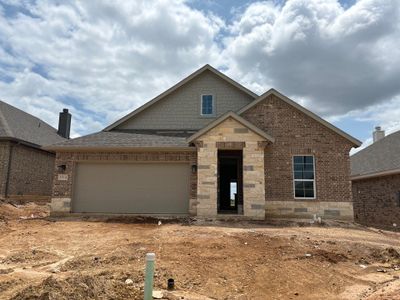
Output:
[144, 253, 156, 300]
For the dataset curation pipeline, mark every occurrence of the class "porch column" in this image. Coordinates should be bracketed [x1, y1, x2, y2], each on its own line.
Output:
[243, 141, 266, 219]
[196, 143, 218, 216]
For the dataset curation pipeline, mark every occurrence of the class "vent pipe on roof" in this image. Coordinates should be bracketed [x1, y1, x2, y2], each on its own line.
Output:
[373, 126, 385, 143]
[58, 108, 71, 139]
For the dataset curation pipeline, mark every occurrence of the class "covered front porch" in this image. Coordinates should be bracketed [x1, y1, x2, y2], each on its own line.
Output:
[188, 112, 274, 220]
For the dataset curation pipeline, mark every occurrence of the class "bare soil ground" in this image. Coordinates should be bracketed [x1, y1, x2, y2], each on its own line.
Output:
[0, 202, 399, 300]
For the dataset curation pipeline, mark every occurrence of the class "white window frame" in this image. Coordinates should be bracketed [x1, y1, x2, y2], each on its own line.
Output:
[292, 155, 316, 200]
[200, 94, 215, 117]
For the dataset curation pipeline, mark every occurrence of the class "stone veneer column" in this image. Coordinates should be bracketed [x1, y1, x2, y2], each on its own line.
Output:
[196, 143, 218, 216]
[243, 141, 265, 219]
[50, 152, 75, 214]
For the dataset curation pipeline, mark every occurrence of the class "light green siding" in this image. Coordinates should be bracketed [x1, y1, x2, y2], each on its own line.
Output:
[116, 70, 255, 130]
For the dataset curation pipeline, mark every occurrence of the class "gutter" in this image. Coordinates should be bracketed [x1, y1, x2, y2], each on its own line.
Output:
[0, 137, 55, 154]
[43, 146, 196, 152]
[351, 168, 400, 181]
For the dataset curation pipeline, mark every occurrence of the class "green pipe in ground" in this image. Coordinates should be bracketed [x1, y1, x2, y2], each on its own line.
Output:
[144, 253, 155, 300]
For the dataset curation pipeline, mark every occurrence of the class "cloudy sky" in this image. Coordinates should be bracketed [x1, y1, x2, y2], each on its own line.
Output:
[0, 0, 399, 150]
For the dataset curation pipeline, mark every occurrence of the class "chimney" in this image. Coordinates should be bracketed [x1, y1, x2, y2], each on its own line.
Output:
[58, 108, 71, 139]
[373, 126, 385, 143]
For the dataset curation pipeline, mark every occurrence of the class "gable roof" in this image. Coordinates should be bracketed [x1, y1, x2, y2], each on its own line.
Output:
[187, 111, 275, 143]
[0, 100, 65, 147]
[104, 64, 258, 131]
[237, 89, 362, 147]
[351, 130, 400, 179]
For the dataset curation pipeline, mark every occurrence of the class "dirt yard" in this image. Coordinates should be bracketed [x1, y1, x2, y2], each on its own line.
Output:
[0, 202, 400, 300]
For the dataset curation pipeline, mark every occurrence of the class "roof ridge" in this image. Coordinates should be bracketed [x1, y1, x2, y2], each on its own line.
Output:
[237, 88, 362, 147]
[351, 129, 400, 157]
[103, 64, 258, 131]
[0, 101, 13, 137]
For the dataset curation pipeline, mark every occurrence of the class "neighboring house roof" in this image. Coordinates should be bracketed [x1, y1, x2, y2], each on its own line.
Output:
[0, 100, 65, 148]
[104, 64, 258, 131]
[187, 111, 275, 143]
[45, 131, 191, 151]
[351, 130, 400, 180]
[237, 89, 362, 147]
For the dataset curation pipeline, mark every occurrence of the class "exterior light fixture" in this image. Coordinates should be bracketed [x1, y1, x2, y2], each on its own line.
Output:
[57, 164, 66, 173]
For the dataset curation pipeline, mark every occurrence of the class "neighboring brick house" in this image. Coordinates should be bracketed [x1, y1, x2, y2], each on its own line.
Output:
[351, 127, 400, 229]
[47, 65, 361, 220]
[0, 101, 68, 202]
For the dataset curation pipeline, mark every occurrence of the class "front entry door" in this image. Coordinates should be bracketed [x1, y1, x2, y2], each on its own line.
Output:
[217, 150, 243, 214]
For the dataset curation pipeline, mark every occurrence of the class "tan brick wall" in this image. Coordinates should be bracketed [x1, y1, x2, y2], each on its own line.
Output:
[0, 141, 55, 200]
[352, 175, 400, 229]
[241, 94, 354, 219]
[51, 150, 197, 214]
[194, 117, 267, 219]
[265, 201, 354, 221]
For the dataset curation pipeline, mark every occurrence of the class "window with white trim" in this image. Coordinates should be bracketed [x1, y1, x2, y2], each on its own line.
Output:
[293, 156, 315, 198]
[201, 95, 214, 116]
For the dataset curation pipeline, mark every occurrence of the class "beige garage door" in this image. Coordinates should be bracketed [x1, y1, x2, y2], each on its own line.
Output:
[72, 162, 190, 214]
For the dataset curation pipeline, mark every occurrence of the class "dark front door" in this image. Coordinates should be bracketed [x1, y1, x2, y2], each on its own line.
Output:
[218, 150, 243, 214]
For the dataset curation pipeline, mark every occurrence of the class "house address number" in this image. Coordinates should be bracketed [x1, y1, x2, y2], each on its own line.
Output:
[58, 174, 68, 181]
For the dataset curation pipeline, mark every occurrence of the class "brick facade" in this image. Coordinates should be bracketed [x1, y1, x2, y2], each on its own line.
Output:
[241, 94, 354, 220]
[352, 175, 400, 229]
[51, 150, 197, 213]
[50, 95, 355, 220]
[0, 141, 55, 201]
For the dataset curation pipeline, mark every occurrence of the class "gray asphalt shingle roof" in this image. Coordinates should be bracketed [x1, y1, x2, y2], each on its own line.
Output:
[0, 101, 65, 147]
[47, 131, 190, 149]
[351, 130, 400, 177]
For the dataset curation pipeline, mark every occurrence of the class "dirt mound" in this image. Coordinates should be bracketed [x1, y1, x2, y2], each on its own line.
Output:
[60, 252, 141, 272]
[296, 249, 348, 264]
[0, 268, 13, 274]
[0, 202, 49, 220]
[369, 247, 400, 263]
[10, 273, 142, 300]
[313, 249, 348, 264]
[0, 279, 22, 294]
[1, 249, 59, 265]
[1, 209, 400, 300]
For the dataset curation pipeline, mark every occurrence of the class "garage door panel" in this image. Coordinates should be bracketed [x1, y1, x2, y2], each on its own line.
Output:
[73, 163, 190, 214]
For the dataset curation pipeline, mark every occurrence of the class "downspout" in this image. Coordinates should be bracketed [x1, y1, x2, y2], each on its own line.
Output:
[4, 141, 14, 198]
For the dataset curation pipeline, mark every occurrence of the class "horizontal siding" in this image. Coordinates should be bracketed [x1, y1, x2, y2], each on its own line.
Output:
[116, 70, 254, 130]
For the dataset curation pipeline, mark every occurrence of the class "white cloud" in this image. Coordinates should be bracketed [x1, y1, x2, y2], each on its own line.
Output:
[0, 0, 224, 136]
[223, 0, 400, 116]
[0, 0, 399, 147]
